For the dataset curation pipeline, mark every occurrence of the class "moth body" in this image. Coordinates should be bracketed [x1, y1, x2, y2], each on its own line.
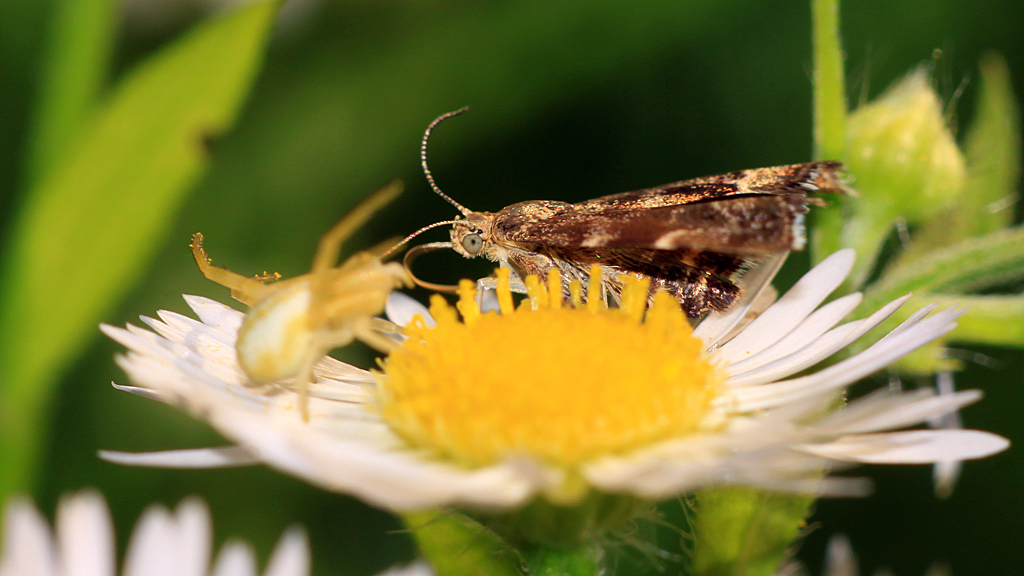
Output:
[442, 163, 848, 317]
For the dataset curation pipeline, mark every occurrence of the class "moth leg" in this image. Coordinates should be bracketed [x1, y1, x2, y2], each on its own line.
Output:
[475, 275, 529, 310]
[475, 274, 528, 294]
[191, 233, 274, 306]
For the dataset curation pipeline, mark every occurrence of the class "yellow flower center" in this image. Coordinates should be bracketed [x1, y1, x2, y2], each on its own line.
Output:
[378, 267, 723, 470]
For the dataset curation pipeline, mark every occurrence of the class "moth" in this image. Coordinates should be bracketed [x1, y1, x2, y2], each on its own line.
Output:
[397, 109, 850, 318]
[192, 181, 411, 420]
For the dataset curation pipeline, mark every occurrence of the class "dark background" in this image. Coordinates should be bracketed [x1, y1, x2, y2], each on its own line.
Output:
[1, 0, 1021, 574]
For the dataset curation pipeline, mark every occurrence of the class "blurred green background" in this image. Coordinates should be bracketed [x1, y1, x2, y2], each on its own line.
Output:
[1, 0, 1021, 574]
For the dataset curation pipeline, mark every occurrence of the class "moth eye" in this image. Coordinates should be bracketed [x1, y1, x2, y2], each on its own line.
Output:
[462, 234, 484, 255]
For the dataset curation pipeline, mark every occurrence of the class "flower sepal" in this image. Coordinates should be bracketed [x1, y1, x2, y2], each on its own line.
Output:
[691, 487, 814, 576]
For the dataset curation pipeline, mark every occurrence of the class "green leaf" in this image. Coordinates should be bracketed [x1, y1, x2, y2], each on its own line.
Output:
[960, 52, 1021, 236]
[403, 511, 521, 576]
[0, 0, 278, 499]
[863, 226, 1024, 307]
[690, 488, 813, 576]
[26, 0, 119, 183]
[931, 293, 1024, 348]
[850, 228, 1024, 373]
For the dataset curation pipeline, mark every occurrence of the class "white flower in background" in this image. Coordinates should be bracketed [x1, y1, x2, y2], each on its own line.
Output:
[0, 491, 308, 576]
[929, 371, 964, 499]
[777, 534, 951, 576]
[101, 249, 1008, 511]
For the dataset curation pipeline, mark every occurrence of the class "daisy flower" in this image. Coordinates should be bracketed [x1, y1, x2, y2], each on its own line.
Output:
[101, 249, 1007, 517]
[0, 491, 308, 576]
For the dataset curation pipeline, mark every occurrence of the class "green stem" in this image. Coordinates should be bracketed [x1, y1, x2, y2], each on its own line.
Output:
[810, 0, 848, 264]
[811, 0, 846, 162]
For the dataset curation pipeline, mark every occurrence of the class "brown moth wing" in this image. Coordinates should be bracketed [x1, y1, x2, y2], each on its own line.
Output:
[575, 161, 846, 210]
[493, 194, 809, 254]
[498, 242, 746, 317]
[469, 161, 847, 318]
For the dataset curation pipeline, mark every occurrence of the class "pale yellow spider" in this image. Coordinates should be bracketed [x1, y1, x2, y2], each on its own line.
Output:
[191, 181, 411, 420]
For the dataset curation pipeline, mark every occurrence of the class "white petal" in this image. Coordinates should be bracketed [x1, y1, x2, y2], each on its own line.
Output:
[0, 497, 57, 576]
[206, 405, 546, 510]
[124, 505, 177, 576]
[111, 382, 169, 402]
[931, 371, 964, 499]
[56, 491, 115, 576]
[823, 534, 858, 576]
[185, 295, 245, 334]
[262, 527, 309, 576]
[693, 252, 787, 348]
[99, 447, 260, 468]
[933, 459, 962, 500]
[386, 292, 434, 328]
[714, 249, 854, 363]
[174, 498, 212, 576]
[211, 541, 257, 576]
[479, 288, 501, 314]
[728, 307, 960, 412]
[727, 292, 862, 374]
[725, 295, 908, 388]
[151, 309, 236, 349]
[815, 388, 982, 435]
[796, 429, 1010, 463]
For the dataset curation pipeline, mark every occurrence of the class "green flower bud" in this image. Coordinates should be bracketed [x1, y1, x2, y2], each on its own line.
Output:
[846, 67, 967, 220]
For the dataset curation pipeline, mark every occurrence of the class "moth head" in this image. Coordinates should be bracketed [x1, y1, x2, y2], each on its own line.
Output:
[450, 213, 493, 258]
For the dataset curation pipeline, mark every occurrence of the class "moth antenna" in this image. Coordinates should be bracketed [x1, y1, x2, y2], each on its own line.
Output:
[380, 220, 463, 259]
[422, 107, 471, 216]
[403, 241, 460, 293]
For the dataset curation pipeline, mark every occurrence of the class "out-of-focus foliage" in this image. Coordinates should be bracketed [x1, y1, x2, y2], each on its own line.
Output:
[0, 1, 1021, 575]
[0, 0, 278, 500]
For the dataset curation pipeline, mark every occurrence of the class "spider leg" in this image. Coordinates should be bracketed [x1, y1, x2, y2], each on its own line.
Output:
[191, 233, 274, 306]
[354, 320, 399, 353]
[310, 181, 403, 276]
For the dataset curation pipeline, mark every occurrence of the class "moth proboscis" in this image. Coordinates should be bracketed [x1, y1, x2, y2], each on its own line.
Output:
[390, 108, 852, 318]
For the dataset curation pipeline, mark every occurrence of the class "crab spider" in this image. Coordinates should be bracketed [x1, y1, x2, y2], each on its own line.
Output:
[191, 181, 411, 421]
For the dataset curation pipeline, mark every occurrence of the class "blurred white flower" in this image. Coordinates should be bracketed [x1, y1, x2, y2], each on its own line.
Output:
[0, 490, 308, 576]
[778, 534, 951, 576]
[102, 249, 1008, 511]
[929, 371, 964, 499]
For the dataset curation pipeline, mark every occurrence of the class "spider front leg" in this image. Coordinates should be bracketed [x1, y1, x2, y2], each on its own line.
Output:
[310, 181, 403, 275]
[191, 233, 275, 306]
[353, 320, 400, 353]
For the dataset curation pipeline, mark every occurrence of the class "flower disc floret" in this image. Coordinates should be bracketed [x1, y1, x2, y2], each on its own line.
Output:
[379, 269, 723, 468]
